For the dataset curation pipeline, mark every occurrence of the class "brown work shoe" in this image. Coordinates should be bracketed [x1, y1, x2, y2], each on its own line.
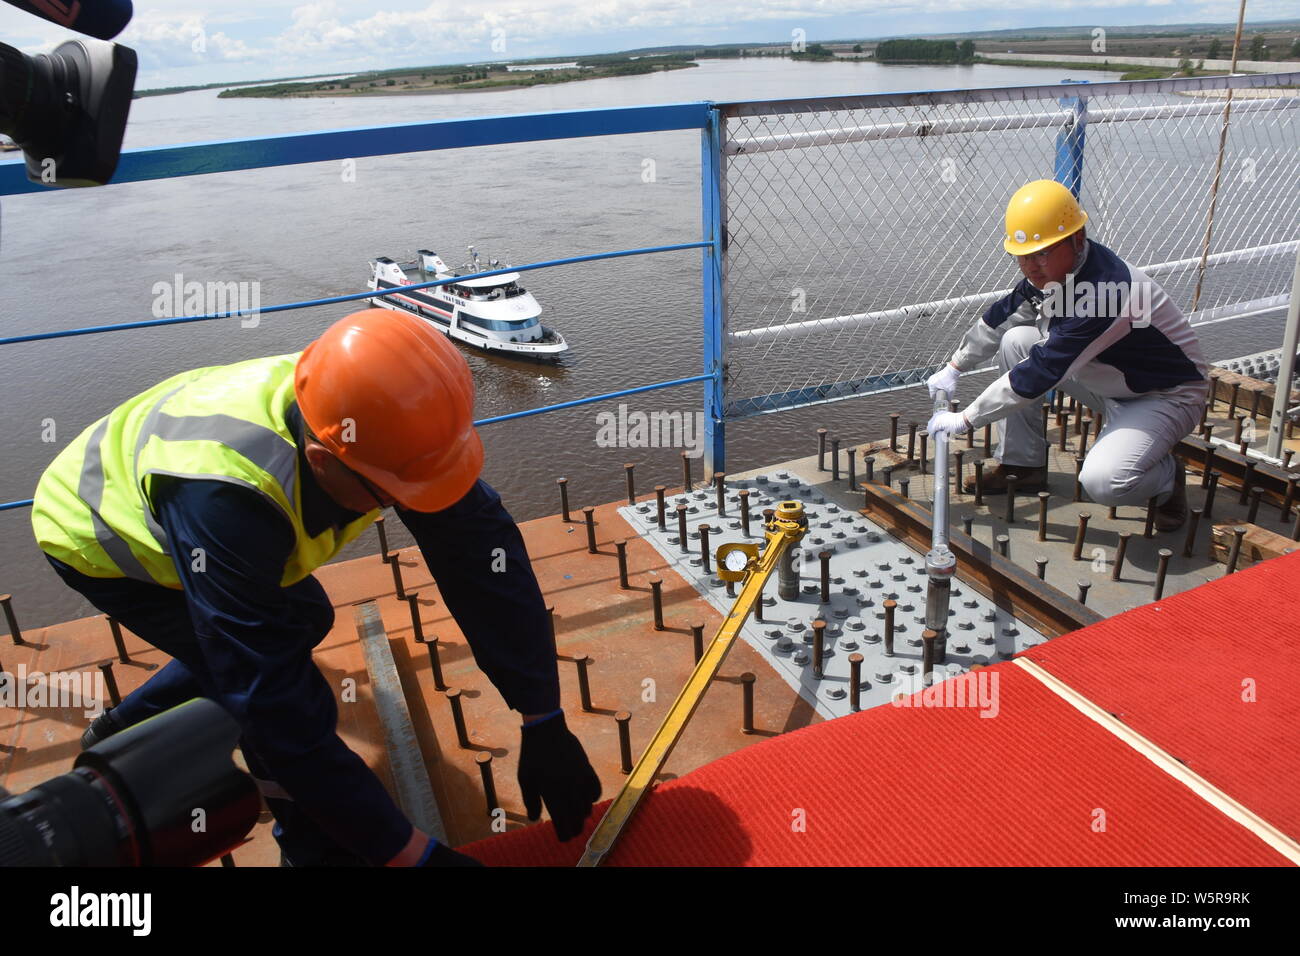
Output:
[1154, 462, 1188, 533]
[963, 463, 1048, 496]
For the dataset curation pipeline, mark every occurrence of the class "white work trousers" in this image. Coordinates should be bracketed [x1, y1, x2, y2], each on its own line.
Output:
[992, 325, 1207, 507]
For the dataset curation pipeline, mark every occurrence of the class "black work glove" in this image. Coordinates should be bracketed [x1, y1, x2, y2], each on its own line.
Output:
[517, 711, 601, 841]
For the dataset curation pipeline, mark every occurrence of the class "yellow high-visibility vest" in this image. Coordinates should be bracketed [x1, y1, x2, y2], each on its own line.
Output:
[32, 353, 378, 588]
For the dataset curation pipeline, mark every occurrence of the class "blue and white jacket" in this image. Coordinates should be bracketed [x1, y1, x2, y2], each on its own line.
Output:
[955, 240, 1208, 430]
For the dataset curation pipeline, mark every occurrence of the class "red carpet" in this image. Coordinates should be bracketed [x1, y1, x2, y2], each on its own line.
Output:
[463, 554, 1300, 867]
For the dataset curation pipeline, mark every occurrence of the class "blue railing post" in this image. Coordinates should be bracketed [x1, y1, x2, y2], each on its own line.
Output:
[701, 106, 726, 476]
[1054, 80, 1089, 196]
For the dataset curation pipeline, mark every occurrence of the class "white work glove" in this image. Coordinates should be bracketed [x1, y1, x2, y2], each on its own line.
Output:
[927, 410, 970, 438]
[926, 362, 961, 400]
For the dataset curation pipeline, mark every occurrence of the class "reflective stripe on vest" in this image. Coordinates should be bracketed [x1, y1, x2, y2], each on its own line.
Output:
[32, 354, 376, 588]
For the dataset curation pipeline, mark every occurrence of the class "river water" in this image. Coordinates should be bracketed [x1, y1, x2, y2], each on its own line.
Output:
[1, 57, 1286, 625]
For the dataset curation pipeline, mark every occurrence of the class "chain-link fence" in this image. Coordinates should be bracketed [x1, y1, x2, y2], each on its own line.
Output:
[719, 73, 1300, 419]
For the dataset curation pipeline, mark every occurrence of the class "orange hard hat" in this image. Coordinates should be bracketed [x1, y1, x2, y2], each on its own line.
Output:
[294, 308, 483, 512]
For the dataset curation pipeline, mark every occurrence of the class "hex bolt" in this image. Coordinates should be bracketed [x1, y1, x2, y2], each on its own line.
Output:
[624, 462, 636, 506]
[475, 751, 499, 816]
[740, 672, 756, 734]
[954, 449, 965, 497]
[691, 622, 706, 664]
[962, 516, 973, 537]
[1282, 475, 1298, 522]
[739, 489, 752, 537]
[714, 472, 727, 516]
[375, 514, 392, 562]
[1074, 456, 1085, 503]
[812, 619, 827, 680]
[681, 450, 693, 492]
[819, 550, 831, 604]
[1239, 461, 1256, 506]
[425, 637, 447, 691]
[1247, 487, 1263, 524]
[1072, 512, 1091, 560]
[579, 508, 601, 556]
[1004, 474, 1018, 523]
[699, 523, 713, 574]
[817, 427, 829, 470]
[921, 628, 937, 678]
[1201, 443, 1217, 488]
[1037, 491, 1050, 541]
[98, 661, 121, 707]
[406, 593, 425, 644]
[1080, 418, 1093, 456]
[831, 437, 841, 480]
[906, 422, 918, 461]
[1183, 507, 1203, 559]
[649, 574, 665, 631]
[1204, 471, 1221, 520]
[864, 454, 876, 483]
[1143, 496, 1158, 539]
[973, 460, 984, 506]
[615, 711, 634, 773]
[1076, 580, 1091, 605]
[995, 533, 1009, 558]
[1035, 556, 1048, 580]
[107, 616, 130, 663]
[654, 485, 668, 530]
[1225, 526, 1247, 575]
[888, 414, 900, 453]
[676, 503, 689, 554]
[445, 688, 471, 749]
[883, 599, 897, 657]
[557, 477, 571, 523]
[1111, 531, 1131, 581]
[387, 551, 406, 599]
[847, 449, 857, 491]
[849, 653, 865, 712]
[1153, 548, 1173, 600]
[900, 477, 910, 499]
[615, 539, 630, 589]
[919, 431, 929, 475]
[0, 594, 22, 646]
[574, 655, 595, 712]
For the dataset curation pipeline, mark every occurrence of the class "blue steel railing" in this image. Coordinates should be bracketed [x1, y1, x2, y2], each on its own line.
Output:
[0, 100, 730, 512]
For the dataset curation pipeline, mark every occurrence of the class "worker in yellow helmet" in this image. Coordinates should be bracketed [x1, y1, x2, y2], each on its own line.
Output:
[926, 180, 1208, 532]
[33, 309, 600, 866]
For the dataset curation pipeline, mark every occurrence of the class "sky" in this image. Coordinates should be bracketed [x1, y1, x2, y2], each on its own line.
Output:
[1, 0, 1296, 88]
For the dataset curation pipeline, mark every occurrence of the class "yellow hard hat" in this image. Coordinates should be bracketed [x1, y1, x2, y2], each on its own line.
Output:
[1002, 179, 1088, 256]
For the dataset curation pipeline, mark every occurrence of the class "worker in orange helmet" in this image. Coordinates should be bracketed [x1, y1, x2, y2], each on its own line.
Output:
[32, 308, 601, 866]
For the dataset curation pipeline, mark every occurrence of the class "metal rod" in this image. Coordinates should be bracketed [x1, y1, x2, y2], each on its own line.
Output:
[741, 672, 756, 734]
[888, 414, 899, 453]
[921, 628, 937, 679]
[819, 550, 831, 603]
[691, 622, 705, 664]
[1143, 496, 1158, 538]
[1111, 531, 1131, 581]
[995, 533, 1009, 558]
[831, 437, 841, 480]
[1074, 456, 1085, 503]
[962, 516, 973, 537]
[681, 450, 692, 492]
[108, 616, 129, 663]
[676, 503, 689, 553]
[650, 574, 665, 630]
[848, 449, 857, 491]
[714, 472, 727, 516]
[906, 422, 917, 461]
[1247, 487, 1263, 524]
[558, 477, 571, 523]
[900, 477, 910, 499]
[425, 637, 447, 691]
[476, 752, 498, 816]
[1202, 443, 1217, 487]
[883, 599, 896, 657]
[1035, 556, 1048, 580]
[1004, 474, 1018, 523]
[387, 551, 406, 599]
[0, 595, 21, 646]
[655, 485, 667, 530]
[818, 427, 829, 470]
[616, 711, 633, 773]
[445, 688, 471, 748]
[615, 539, 630, 589]
[973, 460, 984, 507]
[954, 450, 964, 498]
[583, 506, 598, 553]
[739, 488, 752, 537]
[1227, 381, 1240, 419]
[1239, 461, 1255, 506]
[1225, 526, 1247, 575]
[812, 619, 826, 680]
[984, 424, 992, 458]
[1037, 491, 1050, 541]
[375, 514, 391, 561]
[1072, 512, 1091, 560]
[919, 431, 928, 475]
[406, 593, 425, 644]
[849, 653, 864, 712]
[1080, 417, 1092, 456]
[98, 662, 121, 707]
[864, 454, 875, 483]
[1154, 548, 1173, 600]
[699, 524, 712, 574]
[575, 655, 594, 712]
[1204, 471, 1221, 520]
[1283, 475, 1298, 521]
[624, 463, 636, 506]
[1076, 580, 1091, 605]
[1183, 507, 1203, 558]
